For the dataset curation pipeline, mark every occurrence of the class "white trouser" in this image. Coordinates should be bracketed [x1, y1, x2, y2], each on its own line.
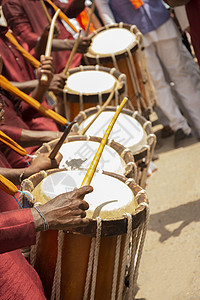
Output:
[145, 36, 200, 137]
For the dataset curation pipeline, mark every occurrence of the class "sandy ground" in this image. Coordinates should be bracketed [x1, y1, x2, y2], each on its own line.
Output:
[135, 130, 200, 300]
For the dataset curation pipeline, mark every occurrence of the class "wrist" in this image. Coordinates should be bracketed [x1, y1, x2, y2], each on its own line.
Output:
[31, 205, 49, 232]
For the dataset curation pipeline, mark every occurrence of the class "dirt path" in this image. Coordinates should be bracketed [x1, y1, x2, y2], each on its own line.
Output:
[135, 133, 200, 300]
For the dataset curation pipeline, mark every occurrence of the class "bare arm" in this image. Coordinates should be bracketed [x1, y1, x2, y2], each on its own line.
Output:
[10, 80, 38, 94]
[19, 129, 63, 147]
[0, 152, 62, 185]
[51, 36, 91, 53]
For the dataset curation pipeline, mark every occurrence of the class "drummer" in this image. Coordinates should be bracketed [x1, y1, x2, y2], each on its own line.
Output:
[0, 53, 69, 168]
[2, 0, 92, 74]
[0, 103, 93, 300]
[0, 153, 92, 300]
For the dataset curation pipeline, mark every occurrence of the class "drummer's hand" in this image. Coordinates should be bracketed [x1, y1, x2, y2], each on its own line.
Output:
[48, 73, 68, 94]
[37, 55, 55, 86]
[76, 36, 91, 53]
[24, 152, 62, 179]
[31, 185, 93, 231]
[66, 36, 91, 53]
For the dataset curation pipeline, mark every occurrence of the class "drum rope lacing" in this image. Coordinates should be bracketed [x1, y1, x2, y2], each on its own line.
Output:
[51, 230, 65, 300]
[111, 235, 122, 300]
[83, 217, 102, 300]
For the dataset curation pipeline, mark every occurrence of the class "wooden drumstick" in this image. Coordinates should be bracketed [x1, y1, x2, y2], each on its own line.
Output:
[0, 75, 69, 125]
[40, 0, 52, 24]
[46, 0, 78, 33]
[62, 30, 81, 75]
[0, 130, 27, 157]
[0, 175, 19, 196]
[48, 121, 76, 160]
[85, 0, 95, 37]
[79, 81, 118, 135]
[41, 9, 60, 83]
[80, 97, 128, 187]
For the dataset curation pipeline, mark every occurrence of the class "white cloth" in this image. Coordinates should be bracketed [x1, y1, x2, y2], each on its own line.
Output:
[144, 19, 200, 136]
[174, 6, 189, 32]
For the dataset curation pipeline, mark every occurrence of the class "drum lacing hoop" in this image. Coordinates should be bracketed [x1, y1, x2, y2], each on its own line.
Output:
[139, 144, 151, 188]
[125, 162, 137, 182]
[42, 142, 52, 153]
[51, 230, 65, 300]
[83, 217, 102, 300]
[132, 110, 139, 119]
[117, 213, 132, 300]
[79, 110, 87, 120]
[143, 120, 152, 131]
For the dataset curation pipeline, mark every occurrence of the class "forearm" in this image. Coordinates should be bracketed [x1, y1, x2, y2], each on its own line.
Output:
[11, 80, 38, 94]
[52, 38, 73, 51]
[31, 82, 49, 103]
[20, 129, 61, 147]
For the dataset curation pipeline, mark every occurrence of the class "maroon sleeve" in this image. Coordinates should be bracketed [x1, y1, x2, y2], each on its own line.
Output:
[2, 0, 39, 50]
[0, 125, 22, 143]
[0, 208, 36, 254]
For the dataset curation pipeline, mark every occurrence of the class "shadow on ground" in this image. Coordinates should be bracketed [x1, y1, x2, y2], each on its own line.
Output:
[148, 198, 200, 242]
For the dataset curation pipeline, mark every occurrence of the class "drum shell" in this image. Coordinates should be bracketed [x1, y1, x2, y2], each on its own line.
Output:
[73, 106, 156, 188]
[35, 135, 136, 179]
[84, 23, 157, 113]
[21, 169, 148, 300]
[57, 65, 126, 121]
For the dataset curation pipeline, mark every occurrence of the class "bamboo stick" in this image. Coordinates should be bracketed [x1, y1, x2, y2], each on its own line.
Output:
[85, 0, 95, 37]
[62, 30, 81, 75]
[46, 0, 78, 33]
[0, 130, 27, 156]
[41, 9, 60, 83]
[40, 0, 52, 24]
[0, 75, 68, 126]
[80, 97, 128, 187]
[49, 121, 75, 159]
[79, 81, 118, 135]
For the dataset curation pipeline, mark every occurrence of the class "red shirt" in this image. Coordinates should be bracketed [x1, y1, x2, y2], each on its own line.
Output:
[2, 0, 84, 73]
[0, 26, 35, 82]
[0, 152, 46, 299]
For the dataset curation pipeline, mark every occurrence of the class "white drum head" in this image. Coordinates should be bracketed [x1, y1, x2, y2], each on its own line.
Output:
[90, 28, 137, 56]
[64, 70, 116, 94]
[59, 140, 126, 175]
[79, 112, 147, 153]
[32, 170, 137, 219]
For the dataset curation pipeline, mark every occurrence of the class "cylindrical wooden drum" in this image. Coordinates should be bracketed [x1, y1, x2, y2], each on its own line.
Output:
[73, 106, 156, 188]
[35, 135, 136, 179]
[21, 169, 149, 300]
[57, 65, 126, 121]
[84, 23, 157, 115]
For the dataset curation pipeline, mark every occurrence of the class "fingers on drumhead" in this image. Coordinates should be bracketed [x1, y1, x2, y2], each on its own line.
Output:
[77, 185, 93, 197]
